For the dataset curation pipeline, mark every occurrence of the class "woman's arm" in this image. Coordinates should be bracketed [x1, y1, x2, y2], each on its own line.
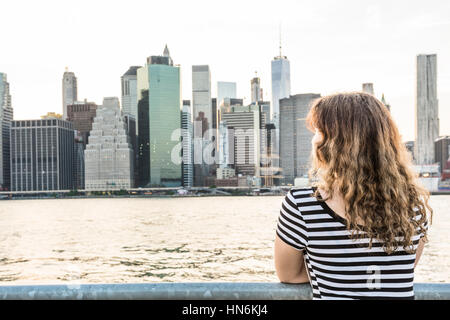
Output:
[274, 234, 310, 283]
[414, 237, 426, 269]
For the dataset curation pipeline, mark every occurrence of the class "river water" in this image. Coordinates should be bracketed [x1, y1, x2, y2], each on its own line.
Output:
[0, 196, 448, 285]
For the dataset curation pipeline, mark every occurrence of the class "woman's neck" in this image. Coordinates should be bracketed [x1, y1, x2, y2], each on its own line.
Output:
[317, 186, 365, 226]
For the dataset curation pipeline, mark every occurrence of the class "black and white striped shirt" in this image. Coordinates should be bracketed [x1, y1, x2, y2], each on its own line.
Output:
[276, 187, 428, 300]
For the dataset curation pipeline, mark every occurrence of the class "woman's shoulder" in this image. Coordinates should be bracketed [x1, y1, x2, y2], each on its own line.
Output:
[288, 186, 316, 196]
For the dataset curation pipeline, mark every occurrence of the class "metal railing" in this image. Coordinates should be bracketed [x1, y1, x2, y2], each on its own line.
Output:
[0, 282, 448, 300]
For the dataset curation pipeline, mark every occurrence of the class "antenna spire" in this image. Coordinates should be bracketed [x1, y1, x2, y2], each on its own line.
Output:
[279, 22, 282, 57]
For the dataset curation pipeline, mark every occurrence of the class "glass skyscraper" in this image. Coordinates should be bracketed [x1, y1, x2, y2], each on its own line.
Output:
[217, 81, 237, 108]
[192, 65, 214, 186]
[181, 100, 193, 188]
[279, 94, 321, 185]
[271, 55, 291, 128]
[121, 66, 140, 119]
[0, 72, 13, 190]
[137, 46, 182, 187]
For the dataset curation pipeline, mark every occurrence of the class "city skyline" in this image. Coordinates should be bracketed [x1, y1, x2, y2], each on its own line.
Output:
[0, 0, 449, 142]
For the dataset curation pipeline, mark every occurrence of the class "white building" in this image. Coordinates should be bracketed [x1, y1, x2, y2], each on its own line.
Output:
[218, 120, 233, 169]
[217, 167, 235, 179]
[413, 164, 440, 192]
[84, 97, 134, 191]
[62, 68, 77, 120]
[415, 54, 439, 165]
[362, 83, 374, 95]
[221, 105, 262, 182]
[121, 66, 140, 119]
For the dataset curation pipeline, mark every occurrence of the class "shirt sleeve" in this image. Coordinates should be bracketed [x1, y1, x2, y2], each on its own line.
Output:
[276, 189, 308, 251]
[413, 207, 429, 240]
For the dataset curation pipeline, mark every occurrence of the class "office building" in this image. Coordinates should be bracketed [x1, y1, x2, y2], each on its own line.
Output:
[217, 81, 237, 108]
[124, 113, 137, 187]
[414, 54, 439, 165]
[262, 122, 279, 186]
[381, 94, 391, 112]
[405, 141, 415, 162]
[271, 49, 291, 128]
[67, 100, 98, 149]
[192, 65, 213, 186]
[251, 76, 262, 103]
[41, 112, 62, 119]
[435, 136, 450, 175]
[217, 98, 243, 120]
[121, 66, 140, 119]
[280, 93, 321, 185]
[362, 83, 374, 95]
[137, 46, 182, 187]
[10, 119, 75, 191]
[0, 73, 13, 190]
[216, 167, 235, 179]
[62, 69, 78, 120]
[181, 100, 193, 188]
[221, 104, 262, 179]
[84, 97, 134, 191]
[212, 98, 217, 130]
[217, 119, 234, 169]
[137, 89, 149, 186]
[73, 132, 85, 190]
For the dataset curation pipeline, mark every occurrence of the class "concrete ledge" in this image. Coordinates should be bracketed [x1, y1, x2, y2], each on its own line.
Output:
[0, 282, 448, 300]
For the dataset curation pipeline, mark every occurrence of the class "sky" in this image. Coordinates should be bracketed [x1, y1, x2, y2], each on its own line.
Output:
[1, 0, 449, 142]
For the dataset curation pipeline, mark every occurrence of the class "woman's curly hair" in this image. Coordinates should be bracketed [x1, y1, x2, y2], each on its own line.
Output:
[306, 92, 432, 254]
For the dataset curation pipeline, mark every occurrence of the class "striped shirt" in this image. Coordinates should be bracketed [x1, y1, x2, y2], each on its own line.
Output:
[276, 186, 428, 300]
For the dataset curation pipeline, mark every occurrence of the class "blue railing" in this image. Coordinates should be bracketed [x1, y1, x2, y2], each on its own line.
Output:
[0, 282, 448, 300]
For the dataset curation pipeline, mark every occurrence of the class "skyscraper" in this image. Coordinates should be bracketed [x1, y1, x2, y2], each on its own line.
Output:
[181, 100, 193, 188]
[73, 132, 85, 190]
[121, 66, 140, 119]
[10, 119, 75, 191]
[435, 136, 450, 175]
[62, 69, 78, 120]
[362, 83, 374, 95]
[381, 94, 391, 112]
[0, 72, 13, 190]
[192, 65, 213, 186]
[218, 120, 234, 170]
[66, 101, 98, 190]
[217, 81, 237, 108]
[271, 49, 291, 128]
[123, 113, 137, 188]
[136, 46, 182, 187]
[415, 54, 439, 165]
[280, 93, 321, 185]
[221, 104, 263, 180]
[67, 100, 98, 149]
[84, 97, 134, 191]
[251, 76, 262, 103]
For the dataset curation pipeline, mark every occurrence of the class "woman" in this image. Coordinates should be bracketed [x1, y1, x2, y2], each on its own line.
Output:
[274, 92, 432, 300]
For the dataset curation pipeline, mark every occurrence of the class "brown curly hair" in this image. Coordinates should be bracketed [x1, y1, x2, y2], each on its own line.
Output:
[306, 92, 432, 254]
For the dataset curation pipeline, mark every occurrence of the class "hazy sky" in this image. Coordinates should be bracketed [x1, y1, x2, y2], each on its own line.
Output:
[1, 0, 449, 142]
